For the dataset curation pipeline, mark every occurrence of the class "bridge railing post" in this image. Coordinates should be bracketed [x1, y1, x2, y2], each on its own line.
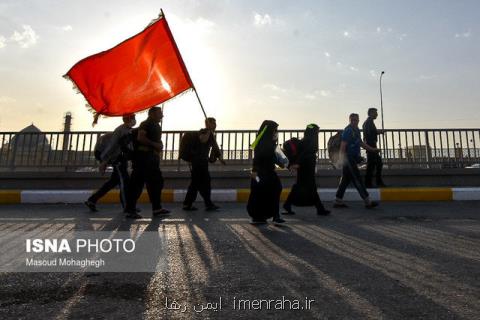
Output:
[425, 130, 431, 169]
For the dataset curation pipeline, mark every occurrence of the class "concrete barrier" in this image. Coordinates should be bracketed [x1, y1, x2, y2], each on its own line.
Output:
[1, 187, 480, 204]
[452, 187, 480, 201]
[380, 188, 452, 201]
[1, 168, 479, 190]
[0, 190, 21, 204]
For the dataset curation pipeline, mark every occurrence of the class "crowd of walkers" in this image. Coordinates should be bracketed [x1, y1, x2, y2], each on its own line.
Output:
[85, 106, 385, 223]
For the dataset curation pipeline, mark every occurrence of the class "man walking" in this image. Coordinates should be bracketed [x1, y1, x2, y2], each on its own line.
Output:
[362, 107, 386, 188]
[334, 113, 380, 209]
[125, 107, 169, 219]
[183, 117, 225, 211]
[85, 114, 136, 212]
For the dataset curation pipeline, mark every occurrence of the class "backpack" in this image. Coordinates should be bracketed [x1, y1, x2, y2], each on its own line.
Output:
[94, 132, 114, 161]
[94, 129, 137, 162]
[282, 137, 302, 166]
[179, 131, 199, 162]
[327, 132, 343, 169]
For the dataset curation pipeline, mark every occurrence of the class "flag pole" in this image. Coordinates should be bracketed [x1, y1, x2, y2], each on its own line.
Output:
[160, 8, 207, 120]
[193, 87, 208, 119]
[379, 71, 386, 155]
[160, 104, 164, 132]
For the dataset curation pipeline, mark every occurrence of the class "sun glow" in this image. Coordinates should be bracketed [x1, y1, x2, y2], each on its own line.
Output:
[161, 14, 229, 130]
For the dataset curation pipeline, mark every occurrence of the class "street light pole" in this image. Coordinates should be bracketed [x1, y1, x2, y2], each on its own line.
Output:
[379, 71, 386, 156]
[380, 71, 385, 131]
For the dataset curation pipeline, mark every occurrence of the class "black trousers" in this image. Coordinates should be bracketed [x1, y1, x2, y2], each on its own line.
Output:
[365, 151, 383, 185]
[336, 157, 369, 200]
[184, 163, 213, 207]
[89, 160, 129, 208]
[127, 153, 164, 212]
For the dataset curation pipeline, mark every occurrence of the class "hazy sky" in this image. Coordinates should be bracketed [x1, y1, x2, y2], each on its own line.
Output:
[0, 0, 479, 132]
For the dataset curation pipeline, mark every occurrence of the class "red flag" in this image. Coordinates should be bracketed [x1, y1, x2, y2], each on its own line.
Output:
[65, 13, 194, 119]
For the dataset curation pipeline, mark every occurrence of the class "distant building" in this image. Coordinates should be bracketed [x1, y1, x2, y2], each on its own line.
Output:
[1, 124, 52, 168]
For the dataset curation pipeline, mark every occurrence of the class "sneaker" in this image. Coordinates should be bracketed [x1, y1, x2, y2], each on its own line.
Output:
[250, 219, 267, 225]
[205, 204, 220, 211]
[365, 201, 379, 209]
[84, 200, 98, 212]
[126, 212, 143, 219]
[317, 209, 331, 216]
[182, 205, 198, 211]
[152, 208, 171, 217]
[273, 217, 286, 224]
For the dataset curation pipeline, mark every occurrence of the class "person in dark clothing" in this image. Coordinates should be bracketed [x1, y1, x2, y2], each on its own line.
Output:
[283, 124, 330, 216]
[85, 114, 136, 212]
[125, 107, 169, 219]
[362, 107, 386, 188]
[334, 113, 380, 209]
[183, 117, 225, 211]
[247, 120, 287, 224]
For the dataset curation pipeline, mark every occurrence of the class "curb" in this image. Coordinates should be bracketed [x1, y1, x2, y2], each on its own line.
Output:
[1, 187, 479, 204]
[0, 190, 21, 204]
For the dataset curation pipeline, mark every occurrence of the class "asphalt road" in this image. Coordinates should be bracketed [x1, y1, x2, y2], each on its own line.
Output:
[0, 201, 479, 319]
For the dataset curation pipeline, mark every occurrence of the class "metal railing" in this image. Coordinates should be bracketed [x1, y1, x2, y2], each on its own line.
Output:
[1, 129, 479, 171]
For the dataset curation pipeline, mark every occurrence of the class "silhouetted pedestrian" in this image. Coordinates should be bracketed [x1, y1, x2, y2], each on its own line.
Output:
[362, 107, 386, 187]
[85, 114, 136, 212]
[283, 124, 330, 216]
[183, 117, 225, 211]
[247, 120, 288, 224]
[334, 113, 380, 209]
[125, 107, 169, 219]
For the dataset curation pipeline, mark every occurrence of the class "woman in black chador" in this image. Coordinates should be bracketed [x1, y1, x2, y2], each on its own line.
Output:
[247, 120, 286, 224]
[283, 124, 330, 215]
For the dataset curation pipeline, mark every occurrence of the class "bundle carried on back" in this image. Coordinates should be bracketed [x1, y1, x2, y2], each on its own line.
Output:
[327, 131, 343, 169]
[282, 137, 302, 168]
[94, 129, 137, 162]
[94, 133, 114, 161]
[179, 131, 199, 162]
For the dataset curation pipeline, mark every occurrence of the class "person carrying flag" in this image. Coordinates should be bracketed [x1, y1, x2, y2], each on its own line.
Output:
[183, 117, 225, 212]
[125, 107, 170, 219]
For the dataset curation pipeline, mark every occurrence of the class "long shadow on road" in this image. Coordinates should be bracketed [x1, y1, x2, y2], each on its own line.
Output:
[0, 202, 479, 319]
